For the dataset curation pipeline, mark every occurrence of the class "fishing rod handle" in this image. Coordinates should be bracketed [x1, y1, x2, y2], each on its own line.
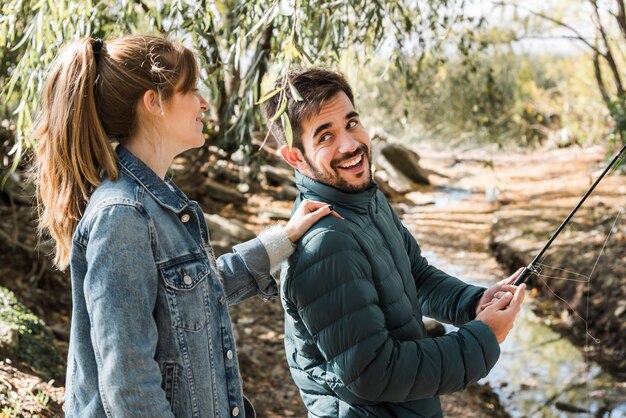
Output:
[513, 266, 533, 286]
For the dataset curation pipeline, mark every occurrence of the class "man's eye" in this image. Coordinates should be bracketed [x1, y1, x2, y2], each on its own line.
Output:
[347, 120, 358, 129]
[320, 133, 332, 143]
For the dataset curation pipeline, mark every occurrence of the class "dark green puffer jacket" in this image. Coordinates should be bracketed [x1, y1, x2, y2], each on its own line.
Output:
[281, 172, 501, 418]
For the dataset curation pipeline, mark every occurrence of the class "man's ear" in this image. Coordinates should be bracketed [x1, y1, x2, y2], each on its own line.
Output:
[280, 145, 306, 170]
[139, 90, 162, 117]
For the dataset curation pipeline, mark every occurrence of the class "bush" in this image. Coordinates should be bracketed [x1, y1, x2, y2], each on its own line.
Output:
[357, 50, 610, 148]
[0, 287, 64, 380]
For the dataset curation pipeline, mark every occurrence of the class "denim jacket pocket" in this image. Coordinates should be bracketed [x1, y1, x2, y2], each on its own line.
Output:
[160, 256, 211, 332]
[160, 361, 178, 411]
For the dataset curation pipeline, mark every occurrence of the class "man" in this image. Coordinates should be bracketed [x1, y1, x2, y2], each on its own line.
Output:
[262, 68, 525, 418]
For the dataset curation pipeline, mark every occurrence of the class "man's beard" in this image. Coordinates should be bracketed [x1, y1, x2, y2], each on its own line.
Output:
[302, 145, 373, 193]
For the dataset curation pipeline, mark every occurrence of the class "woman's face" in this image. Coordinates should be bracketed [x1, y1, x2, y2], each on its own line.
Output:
[161, 87, 209, 153]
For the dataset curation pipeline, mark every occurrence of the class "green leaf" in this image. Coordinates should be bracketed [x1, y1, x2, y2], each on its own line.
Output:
[294, 42, 314, 65]
[282, 113, 293, 148]
[246, 3, 277, 37]
[288, 81, 303, 101]
[256, 87, 282, 104]
[271, 98, 287, 121]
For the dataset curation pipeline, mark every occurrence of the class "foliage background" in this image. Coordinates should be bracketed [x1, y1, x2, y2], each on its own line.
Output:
[2, 0, 624, 179]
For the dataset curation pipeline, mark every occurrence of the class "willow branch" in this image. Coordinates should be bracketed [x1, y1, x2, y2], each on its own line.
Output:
[491, 0, 600, 54]
[594, 50, 612, 107]
[617, 0, 626, 40]
[590, 0, 625, 97]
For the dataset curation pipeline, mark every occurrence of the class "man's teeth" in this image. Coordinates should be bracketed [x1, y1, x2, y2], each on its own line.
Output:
[339, 155, 362, 168]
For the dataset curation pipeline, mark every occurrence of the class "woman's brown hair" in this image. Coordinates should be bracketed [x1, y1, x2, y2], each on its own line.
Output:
[34, 34, 198, 269]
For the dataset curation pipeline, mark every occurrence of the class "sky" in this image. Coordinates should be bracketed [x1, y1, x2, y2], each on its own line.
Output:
[468, 0, 600, 56]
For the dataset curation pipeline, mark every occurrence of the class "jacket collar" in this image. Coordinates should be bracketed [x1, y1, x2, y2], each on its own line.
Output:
[116, 145, 189, 213]
[295, 170, 378, 215]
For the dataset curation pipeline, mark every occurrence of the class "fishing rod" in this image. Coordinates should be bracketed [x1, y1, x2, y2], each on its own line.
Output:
[513, 142, 626, 286]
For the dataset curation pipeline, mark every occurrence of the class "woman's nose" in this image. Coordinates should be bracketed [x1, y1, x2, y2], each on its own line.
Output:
[200, 95, 209, 112]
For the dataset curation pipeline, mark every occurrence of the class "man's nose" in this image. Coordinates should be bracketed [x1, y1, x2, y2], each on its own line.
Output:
[337, 131, 359, 154]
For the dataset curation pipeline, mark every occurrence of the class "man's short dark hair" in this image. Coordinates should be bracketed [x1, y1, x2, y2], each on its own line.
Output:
[261, 67, 354, 150]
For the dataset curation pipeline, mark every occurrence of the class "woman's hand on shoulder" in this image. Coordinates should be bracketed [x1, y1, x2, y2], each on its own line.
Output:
[284, 199, 344, 242]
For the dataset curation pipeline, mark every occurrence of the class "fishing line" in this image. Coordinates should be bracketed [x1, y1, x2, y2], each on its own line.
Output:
[534, 264, 590, 280]
[511, 146, 625, 414]
[533, 273, 601, 344]
[528, 206, 622, 343]
[532, 274, 589, 283]
[515, 145, 623, 346]
[513, 142, 626, 286]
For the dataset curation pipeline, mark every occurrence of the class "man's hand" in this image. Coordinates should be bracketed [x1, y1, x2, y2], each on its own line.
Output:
[475, 268, 525, 316]
[476, 282, 526, 343]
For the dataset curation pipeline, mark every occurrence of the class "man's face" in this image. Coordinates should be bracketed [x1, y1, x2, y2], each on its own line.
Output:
[296, 92, 372, 193]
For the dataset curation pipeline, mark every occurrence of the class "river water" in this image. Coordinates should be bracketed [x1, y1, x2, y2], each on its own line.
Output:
[399, 187, 626, 418]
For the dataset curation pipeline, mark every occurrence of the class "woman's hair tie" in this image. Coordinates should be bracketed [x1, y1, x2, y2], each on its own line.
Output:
[93, 38, 104, 55]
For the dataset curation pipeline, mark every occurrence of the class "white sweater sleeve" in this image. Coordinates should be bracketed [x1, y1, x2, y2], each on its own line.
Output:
[257, 224, 296, 271]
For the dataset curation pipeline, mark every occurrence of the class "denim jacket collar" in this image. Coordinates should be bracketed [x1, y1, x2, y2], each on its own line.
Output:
[295, 170, 378, 215]
[116, 145, 189, 214]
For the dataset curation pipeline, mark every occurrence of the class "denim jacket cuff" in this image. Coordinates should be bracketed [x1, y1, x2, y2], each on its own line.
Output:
[233, 238, 278, 300]
[257, 224, 296, 271]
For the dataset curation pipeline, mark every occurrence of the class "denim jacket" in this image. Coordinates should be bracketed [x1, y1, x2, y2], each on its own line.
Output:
[66, 146, 280, 418]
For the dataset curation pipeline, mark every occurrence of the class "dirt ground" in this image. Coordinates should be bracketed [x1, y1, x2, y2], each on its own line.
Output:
[1, 142, 623, 416]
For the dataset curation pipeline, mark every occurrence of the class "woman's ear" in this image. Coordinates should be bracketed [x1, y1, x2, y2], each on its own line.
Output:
[140, 90, 163, 117]
[280, 145, 306, 170]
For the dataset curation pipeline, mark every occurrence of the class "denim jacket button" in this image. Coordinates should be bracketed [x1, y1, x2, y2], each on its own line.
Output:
[226, 350, 233, 359]
[218, 296, 226, 305]
[231, 407, 240, 416]
[183, 275, 192, 285]
[181, 213, 190, 223]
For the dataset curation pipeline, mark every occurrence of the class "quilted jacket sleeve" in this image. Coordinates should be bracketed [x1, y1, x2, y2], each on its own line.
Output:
[286, 228, 500, 403]
[387, 201, 485, 326]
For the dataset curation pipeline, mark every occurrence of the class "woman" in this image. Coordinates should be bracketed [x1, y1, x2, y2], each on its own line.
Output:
[34, 35, 333, 417]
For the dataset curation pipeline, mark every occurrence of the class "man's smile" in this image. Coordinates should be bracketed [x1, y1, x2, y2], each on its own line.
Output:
[337, 154, 364, 170]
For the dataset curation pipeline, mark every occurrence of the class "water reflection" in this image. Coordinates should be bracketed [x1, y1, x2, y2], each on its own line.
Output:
[432, 186, 474, 208]
[419, 248, 626, 417]
[489, 308, 624, 417]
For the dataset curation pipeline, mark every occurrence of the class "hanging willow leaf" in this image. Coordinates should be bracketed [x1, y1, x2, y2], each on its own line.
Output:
[256, 87, 282, 104]
[294, 42, 314, 65]
[288, 81, 303, 101]
[282, 113, 293, 149]
[271, 98, 288, 121]
[1, 0, 487, 173]
[245, 3, 277, 37]
[284, 41, 303, 61]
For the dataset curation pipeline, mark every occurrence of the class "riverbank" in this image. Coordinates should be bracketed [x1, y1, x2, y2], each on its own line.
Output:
[405, 144, 625, 376]
[399, 143, 625, 416]
[488, 147, 625, 378]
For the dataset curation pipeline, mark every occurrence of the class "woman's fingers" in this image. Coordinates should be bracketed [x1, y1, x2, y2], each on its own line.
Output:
[328, 206, 345, 220]
[307, 205, 344, 222]
[299, 199, 325, 213]
[301, 200, 344, 220]
[285, 200, 343, 242]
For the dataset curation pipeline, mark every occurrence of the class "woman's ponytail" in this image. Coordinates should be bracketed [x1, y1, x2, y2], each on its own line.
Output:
[35, 38, 117, 270]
